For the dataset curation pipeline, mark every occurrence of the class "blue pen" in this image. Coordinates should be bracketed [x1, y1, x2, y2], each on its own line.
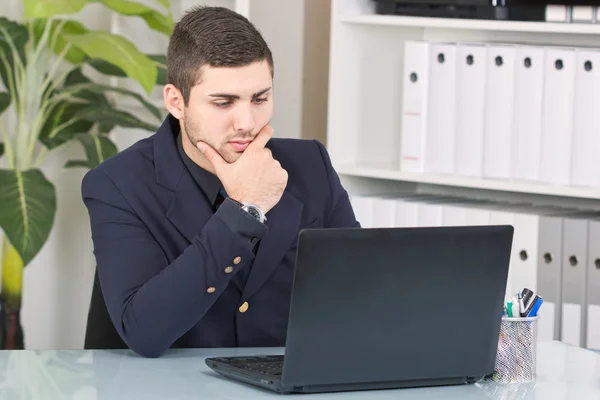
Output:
[528, 297, 544, 317]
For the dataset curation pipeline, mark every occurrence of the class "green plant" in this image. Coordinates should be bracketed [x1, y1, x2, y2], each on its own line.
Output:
[0, 0, 173, 348]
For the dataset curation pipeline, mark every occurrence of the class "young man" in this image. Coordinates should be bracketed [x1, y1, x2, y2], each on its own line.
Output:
[81, 6, 359, 358]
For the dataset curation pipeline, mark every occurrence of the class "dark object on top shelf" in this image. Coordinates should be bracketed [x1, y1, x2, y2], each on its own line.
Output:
[372, 0, 554, 21]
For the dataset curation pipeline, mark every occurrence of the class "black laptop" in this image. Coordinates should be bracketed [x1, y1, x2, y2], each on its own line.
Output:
[205, 225, 514, 394]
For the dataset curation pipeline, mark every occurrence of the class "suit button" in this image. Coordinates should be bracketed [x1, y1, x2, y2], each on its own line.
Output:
[224, 266, 233, 274]
[239, 301, 249, 313]
[233, 256, 242, 265]
[206, 287, 216, 294]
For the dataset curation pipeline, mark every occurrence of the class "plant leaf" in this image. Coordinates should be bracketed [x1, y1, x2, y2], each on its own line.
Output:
[0, 169, 56, 266]
[64, 160, 90, 169]
[149, 55, 167, 85]
[77, 107, 159, 131]
[0, 18, 29, 93]
[86, 53, 167, 85]
[63, 31, 157, 94]
[0, 143, 4, 157]
[73, 83, 163, 121]
[0, 92, 10, 114]
[33, 19, 87, 65]
[98, 0, 174, 35]
[23, 0, 90, 19]
[75, 134, 118, 168]
[39, 101, 94, 149]
[63, 68, 110, 105]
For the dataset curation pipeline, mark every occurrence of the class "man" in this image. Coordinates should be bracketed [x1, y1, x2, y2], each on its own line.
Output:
[81, 6, 359, 358]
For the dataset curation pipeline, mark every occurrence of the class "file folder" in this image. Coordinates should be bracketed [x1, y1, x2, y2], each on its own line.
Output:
[561, 216, 589, 347]
[483, 44, 516, 180]
[535, 215, 565, 342]
[455, 43, 487, 178]
[570, 49, 600, 188]
[540, 47, 577, 186]
[512, 46, 545, 182]
[401, 41, 430, 173]
[425, 43, 458, 175]
[586, 219, 600, 350]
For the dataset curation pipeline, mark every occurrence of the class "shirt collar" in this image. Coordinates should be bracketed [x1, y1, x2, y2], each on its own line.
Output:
[176, 131, 223, 207]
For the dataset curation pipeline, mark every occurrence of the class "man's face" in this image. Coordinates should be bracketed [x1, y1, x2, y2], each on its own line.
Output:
[181, 60, 273, 163]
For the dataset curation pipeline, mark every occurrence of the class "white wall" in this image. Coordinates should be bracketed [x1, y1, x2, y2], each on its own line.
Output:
[0, 0, 331, 349]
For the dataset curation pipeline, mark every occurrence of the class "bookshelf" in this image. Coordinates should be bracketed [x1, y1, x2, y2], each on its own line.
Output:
[326, 0, 600, 210]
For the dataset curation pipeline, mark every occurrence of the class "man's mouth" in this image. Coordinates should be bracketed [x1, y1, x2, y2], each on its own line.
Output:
[229, 139, 252, 151]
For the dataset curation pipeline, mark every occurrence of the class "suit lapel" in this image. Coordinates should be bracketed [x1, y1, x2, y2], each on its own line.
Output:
[166, 170, 214, 244]
[241, 190, 303, 301]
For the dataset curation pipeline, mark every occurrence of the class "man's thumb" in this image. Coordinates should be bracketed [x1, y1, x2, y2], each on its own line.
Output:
[197, 142, 225, 170]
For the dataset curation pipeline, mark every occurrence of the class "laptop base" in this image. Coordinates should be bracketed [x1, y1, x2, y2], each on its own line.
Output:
[206, 356, 484, 394]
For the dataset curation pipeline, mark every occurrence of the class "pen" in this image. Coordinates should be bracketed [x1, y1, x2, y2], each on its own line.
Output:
[528, 297, 544, 317]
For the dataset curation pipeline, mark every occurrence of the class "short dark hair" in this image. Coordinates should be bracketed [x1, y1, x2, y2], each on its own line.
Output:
[167, 6, 274, 106]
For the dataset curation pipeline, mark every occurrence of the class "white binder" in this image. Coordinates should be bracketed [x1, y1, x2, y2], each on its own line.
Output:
[540, 47, 577, 186]
[586, 220, 600, 350]
[455, 43, 487, 178]
[483, 44, 517, 180]
[488, 208, 516, 299]
[401, 41, 430, 173]
[425, 43, 458, 175]
[349, 195, 375, 228]
[561, 216, 589, 347]
[570, 49, 600, 188]
[512, 46, 545, 182]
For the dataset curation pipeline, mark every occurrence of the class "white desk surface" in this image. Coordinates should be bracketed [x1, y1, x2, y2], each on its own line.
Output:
[0, 341, 598, 399]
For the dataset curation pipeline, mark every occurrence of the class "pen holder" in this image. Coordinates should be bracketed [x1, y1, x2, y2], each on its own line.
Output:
[490, 316, 539, 383]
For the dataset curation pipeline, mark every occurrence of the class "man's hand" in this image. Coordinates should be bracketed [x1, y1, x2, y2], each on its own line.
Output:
[197, 125, 288, 214]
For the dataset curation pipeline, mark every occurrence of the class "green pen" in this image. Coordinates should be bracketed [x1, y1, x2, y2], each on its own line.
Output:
[507, 301, 513, 318]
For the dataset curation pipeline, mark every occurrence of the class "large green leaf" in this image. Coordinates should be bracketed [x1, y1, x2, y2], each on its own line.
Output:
[33, 19, 87, 65]
[98, 0, 174, 35]
[0, 18, 29, 93]
[0, 169, 56, 266]
[66, 133, 118, 169]
[63, 68, 110, 105]
[86, 54, 167, 85]
[39, 101, 94, 149]
[63, 31, 157, 94]
[0, 92, 10, 114]
[77, 107, 159, 131]
[23, 0, 90, 19]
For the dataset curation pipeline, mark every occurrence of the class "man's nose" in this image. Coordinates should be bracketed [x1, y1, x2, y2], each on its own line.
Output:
[232, 103, 255, 133]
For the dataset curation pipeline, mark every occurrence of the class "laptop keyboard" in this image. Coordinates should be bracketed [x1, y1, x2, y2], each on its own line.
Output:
[229, 356, 284, 376]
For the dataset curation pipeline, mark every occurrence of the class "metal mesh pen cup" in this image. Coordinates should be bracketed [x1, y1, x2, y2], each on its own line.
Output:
[490, 316, 539, 383]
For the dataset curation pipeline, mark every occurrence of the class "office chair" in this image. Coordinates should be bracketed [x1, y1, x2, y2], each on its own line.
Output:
[84, 269, 128, 350]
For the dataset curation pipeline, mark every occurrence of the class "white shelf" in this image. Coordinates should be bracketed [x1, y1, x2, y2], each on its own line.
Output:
[338, 14, 600, 35]
[335, 164, 600, 201]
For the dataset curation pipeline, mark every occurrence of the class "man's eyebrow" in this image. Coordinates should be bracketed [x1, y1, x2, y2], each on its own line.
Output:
[208, 87, 272, 99]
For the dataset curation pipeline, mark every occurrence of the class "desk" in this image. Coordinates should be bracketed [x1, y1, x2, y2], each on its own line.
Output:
[0, 341, 597, 399]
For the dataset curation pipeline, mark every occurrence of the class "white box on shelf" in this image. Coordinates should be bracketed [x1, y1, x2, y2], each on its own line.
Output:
[400, 40, 430, 173]
[425, 42, 458, 175]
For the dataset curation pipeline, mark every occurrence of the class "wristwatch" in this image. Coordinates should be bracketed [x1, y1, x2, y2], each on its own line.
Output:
[231, 199, 267, 223]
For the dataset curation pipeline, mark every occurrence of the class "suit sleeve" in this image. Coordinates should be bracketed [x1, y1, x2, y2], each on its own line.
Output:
[81, 168, 262, 358]
[313, 140, 361, 229]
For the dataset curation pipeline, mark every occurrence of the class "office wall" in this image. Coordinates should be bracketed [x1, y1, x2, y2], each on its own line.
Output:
[0, 0, 331, 349]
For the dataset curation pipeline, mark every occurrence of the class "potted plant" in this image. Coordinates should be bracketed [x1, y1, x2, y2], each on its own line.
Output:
[0, 0, 173, 349]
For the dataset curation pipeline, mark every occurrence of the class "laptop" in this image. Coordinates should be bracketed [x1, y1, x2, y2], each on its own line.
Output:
[205, 225, 514, 394]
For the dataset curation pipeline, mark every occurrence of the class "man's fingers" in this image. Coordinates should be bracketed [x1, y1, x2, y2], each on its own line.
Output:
[197, 141, 226, 171]
[248, 124, 273, 151]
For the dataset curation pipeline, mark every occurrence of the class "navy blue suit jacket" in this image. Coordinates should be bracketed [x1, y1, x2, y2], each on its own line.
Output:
[81, 115, 359, 358]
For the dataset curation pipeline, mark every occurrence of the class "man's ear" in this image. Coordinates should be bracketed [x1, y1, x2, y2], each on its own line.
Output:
[164, 84, 185, 119]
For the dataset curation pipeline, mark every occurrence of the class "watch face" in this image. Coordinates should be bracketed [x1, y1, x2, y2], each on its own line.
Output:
[246, 206, 261, 220]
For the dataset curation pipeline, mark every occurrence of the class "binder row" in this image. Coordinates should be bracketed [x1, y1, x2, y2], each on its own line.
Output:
[400, 40, 600, 189]
[349, 192, 600, 351]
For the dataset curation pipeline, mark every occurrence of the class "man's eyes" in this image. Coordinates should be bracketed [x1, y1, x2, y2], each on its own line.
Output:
[214, 97, 268, 108]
